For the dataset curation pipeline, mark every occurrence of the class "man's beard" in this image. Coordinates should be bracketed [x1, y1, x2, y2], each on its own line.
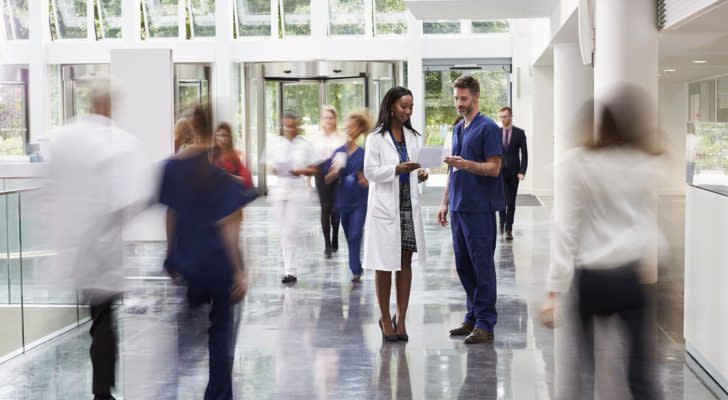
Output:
[457, 105, 472, 116]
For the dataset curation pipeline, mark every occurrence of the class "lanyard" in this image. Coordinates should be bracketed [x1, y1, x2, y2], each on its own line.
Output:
[388, 131, 409, 163]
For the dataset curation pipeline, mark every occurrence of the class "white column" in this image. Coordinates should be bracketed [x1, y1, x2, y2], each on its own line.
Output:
[214, 0, 234, 126]
[28, 0, 49, 143]
[594, 0, 658, 107]
[122, 0, 141, 42]
[553, 42, 592, 159]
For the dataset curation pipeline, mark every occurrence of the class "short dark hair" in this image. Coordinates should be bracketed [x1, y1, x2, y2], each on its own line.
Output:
[452, 75, 480, 95]
[189, 105, 211, 140]
[499, 106, 512, 115]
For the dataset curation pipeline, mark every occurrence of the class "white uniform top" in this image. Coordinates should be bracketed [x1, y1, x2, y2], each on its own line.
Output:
[267, 134, 317, 201]
[547, 147, 664, 293]
[48, 114, 150, 299]
[312, 130, 346, 165]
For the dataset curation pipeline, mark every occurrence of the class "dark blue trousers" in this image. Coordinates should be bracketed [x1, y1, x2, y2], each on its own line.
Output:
[340, 204, 366, 276]
[451, 211, 498, 332]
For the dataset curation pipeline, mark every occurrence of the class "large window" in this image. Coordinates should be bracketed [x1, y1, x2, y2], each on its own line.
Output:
[688, 76, 728, 195]
[97, 0, 122, 38]
[328, 0, 365, 36]
[188, 0, 216, 38]
[374, 0, 407, 35]
[52, 0, 89, 39]
[281, 0, 311, 36]
[1, 0, 29, 40]
[471, 20, 509, 34]
[423, 20, 460, 35]
[234, 0, 271, 37]
[141, 0, 180, 38]
[0, 83, 27, 156]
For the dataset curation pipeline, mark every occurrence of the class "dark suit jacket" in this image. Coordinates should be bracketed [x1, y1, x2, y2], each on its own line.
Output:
[500, 126, 528, 177]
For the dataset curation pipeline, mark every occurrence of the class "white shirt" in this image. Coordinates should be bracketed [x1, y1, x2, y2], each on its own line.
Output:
[547, 147, 663, 293]
[267, 135, 317, 200]
[312, 130, 346, 165]
[48, 114, 150, 298]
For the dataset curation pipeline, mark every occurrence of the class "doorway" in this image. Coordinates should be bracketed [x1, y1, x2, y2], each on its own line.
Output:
[243, 61, 402, 191]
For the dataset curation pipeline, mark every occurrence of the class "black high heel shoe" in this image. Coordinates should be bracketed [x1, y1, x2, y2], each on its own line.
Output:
[392, 315, 409, 342]
[379, 319, 399, 342]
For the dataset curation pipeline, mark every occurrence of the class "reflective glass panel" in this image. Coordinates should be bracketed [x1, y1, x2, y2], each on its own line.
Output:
[423, 20, 460, 34]
[235, 0, 271, 37]
[281, 0, 311, 36]
[374, 0, 407, 35]
[142, 0, 180, 38]
[329, 0, 364, 36]
[189, 0, 216, 38]
[2, 0, 29, 40]
[98, 0, 123, 39]
[54, 0, 88, 39]
[471, 20, 509, 34]
[0, 84, 27, 156]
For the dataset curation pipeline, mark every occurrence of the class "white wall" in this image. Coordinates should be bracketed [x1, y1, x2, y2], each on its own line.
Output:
[684, 185, 728, 392]
[658, 81, 689, 195]
[530, 66, 555, 196]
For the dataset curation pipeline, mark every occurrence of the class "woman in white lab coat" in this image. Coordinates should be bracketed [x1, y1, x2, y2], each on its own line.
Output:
[363, 86, 428, 342]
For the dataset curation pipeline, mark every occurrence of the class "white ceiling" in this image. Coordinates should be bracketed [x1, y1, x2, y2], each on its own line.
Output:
[404, 0, 558, 20]
[659, 1, 728, 83]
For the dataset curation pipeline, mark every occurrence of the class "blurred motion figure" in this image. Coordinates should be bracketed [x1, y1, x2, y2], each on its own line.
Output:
[542, 85, 663, 400]
[49, 77, 149, 400]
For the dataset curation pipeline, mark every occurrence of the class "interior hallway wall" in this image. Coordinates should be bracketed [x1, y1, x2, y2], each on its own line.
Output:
[530, 66, 555, 197]
[658, 81, 689, 195]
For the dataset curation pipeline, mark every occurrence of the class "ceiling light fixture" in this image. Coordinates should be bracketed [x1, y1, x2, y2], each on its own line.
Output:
[692, 60, 708, 64]
[664, 69, 677, 72]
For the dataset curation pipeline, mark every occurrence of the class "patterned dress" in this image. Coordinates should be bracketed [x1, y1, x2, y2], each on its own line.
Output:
[394, 140, 417, 253]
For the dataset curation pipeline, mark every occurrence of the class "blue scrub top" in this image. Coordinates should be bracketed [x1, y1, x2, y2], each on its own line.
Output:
[332, 145, 368, 210]
[448, 113, 505, 213]
[159, 150, 258, 279]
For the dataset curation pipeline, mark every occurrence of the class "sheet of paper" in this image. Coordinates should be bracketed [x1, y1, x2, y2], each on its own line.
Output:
[416, 146, 446, 168]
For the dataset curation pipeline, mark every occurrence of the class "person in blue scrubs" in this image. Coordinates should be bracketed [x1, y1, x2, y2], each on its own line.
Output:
[159, 105, 255, 400]
[438, 75, 505, 344]
[324, 110, 372, 283]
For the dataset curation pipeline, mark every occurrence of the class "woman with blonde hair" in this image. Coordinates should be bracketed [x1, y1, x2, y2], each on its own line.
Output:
[324, 110, 372, 283]
[314, 105, 346, 258]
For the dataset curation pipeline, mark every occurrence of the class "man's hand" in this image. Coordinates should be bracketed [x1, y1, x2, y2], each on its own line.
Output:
[230, 270, 248, 303]
[418, 169, 429, 182]
[444, 156, 471, 171]
[518, 173, 525, 181]
[437, 204, 449, 227]
[539, 292, 559, 329]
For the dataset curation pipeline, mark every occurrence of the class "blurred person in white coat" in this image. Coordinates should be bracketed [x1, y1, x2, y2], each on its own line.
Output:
[49, 78, 150, 400]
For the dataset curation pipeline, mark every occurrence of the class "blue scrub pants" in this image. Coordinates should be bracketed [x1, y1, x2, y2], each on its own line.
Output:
[340, 204, 366, 276]
[451, 211, 498, 332]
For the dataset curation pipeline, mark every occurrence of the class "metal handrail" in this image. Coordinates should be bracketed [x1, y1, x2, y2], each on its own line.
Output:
[0, 187, 39, 196]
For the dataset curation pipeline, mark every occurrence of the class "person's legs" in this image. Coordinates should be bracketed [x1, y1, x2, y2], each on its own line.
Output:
[394, 251, 413, 335]
[205, 291, 234, 400]
[279, 200, 300, 277]
[331, 203, 340, 251]
[451, 212, 476, 326]
[343, 206, 365, 277]
[89, 295, 117, 398]
[505, 175, 519, 232]
[315, 174, 333, 253]
[461, 213, 498, 332]
[375, 270, 395, 335]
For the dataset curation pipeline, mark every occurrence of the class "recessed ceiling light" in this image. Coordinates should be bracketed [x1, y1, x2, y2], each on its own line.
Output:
[664, 69, 677, 72]
[692, 60, 708, 64]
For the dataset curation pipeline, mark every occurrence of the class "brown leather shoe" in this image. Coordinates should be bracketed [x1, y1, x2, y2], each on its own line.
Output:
[464, 328, 494, 344]
[449, 322, 475, 336]
[506, 230, 513, 241]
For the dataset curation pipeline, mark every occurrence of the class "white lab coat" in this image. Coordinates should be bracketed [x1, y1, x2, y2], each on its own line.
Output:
[48, 114, 150, 300]
[362, 127, 426, 271]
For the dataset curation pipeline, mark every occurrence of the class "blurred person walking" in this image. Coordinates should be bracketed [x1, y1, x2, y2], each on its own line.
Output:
[160, 105, 255, 400]
[210, 122, 253, 188]
[438, 75, 505, 344]
[541, 85, 663, 400]
[497, 106, 528, 240]
[363, 86, 428, 342]
[324, 110, 372, 283]
[49, 78, 150, 400]
[314, 106, 346, 258]
[268, 111, 319, 284]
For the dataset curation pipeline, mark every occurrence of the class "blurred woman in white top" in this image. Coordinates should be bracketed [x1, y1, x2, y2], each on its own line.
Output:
[542, 85, 663, 400]
[313, 106, 346, 258]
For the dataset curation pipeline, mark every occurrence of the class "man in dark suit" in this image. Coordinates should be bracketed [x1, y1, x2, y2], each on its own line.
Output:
[497, 106, 528, 241]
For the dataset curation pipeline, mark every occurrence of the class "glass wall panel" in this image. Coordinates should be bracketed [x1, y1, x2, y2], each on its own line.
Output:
[281, 0, 311, 36]
[326, 78, 365, 125]
[234, 0, 271, 37]
[688, 77, 728, 195]
[374, 0, 407, 35]
[423, 20, 460, 35]
[1, 0, 29, 40]
[98, 0, 123, 38]
[328, 0, 364, 36]
[282, 81, 319, 136]
[718, 77, 728, 122]
[53, 0, 89, 39]
[142, 0, 180, 38]
[189, 0, 216, 38]
[0, 83, 27, 156]
[0, 193, 23, 361]
[471, 19, 509, 34]
[689, 79, 716, 122]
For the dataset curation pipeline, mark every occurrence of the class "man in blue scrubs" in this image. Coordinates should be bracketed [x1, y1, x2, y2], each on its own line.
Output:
[438, 75, 505, 344]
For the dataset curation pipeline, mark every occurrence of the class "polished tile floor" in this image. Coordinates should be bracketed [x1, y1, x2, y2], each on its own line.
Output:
[0, 195, 721, 399]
